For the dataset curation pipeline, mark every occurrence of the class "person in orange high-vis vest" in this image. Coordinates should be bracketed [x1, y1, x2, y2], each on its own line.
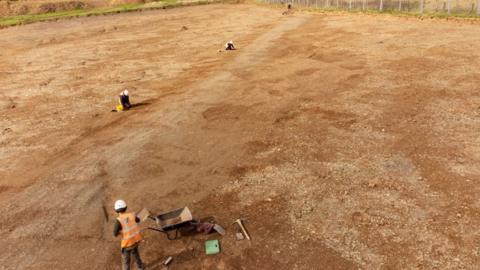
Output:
[114, 200, 144, 270]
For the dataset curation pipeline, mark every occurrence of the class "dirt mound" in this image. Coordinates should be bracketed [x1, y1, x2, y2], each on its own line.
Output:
[38, 1, 90, 13]
[0, 0, 147, 16]
[0, 1, 11, 16]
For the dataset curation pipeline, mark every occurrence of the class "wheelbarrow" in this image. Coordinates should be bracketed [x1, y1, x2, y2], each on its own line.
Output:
[145, 206, 225, 240]
[146, 206, 194, 240]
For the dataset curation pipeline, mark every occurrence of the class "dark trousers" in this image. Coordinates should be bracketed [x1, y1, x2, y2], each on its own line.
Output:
[120, 95, 132, 109]
[121, 245, 144, 270]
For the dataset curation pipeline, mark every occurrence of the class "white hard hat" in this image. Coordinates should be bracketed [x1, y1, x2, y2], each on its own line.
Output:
[122, 89, 129, 96]
[114, 200, 127, 211]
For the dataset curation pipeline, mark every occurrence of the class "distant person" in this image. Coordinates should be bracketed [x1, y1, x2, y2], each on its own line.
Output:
[113, 199, 144, 270]
[283, 3, 293, 15]
[225, 40, 235, 50]
[119, 89, 131, 110]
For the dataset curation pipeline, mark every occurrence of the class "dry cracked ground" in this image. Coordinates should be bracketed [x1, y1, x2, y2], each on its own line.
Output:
[1, 3, 480, 269]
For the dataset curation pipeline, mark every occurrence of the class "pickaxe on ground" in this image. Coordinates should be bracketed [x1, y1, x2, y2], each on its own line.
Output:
[233, 218, 251, 240]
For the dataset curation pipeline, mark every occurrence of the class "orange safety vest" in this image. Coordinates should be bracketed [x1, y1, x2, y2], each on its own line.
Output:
[117, 212, 142, 248]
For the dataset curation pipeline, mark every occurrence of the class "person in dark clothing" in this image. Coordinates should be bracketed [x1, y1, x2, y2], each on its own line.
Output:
[114, 199, 144, 270]
[119, 89, 132, 110]
[225, 40, 235, 50]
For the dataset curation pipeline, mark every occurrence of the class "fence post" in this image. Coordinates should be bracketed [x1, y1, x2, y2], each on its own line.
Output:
[380, 0, 383, 11]
[420, 0, 424, 13]
[362, 0, 365, 10]
[399, 0, 402, 11]
[447, 0, 451, 14]
[349, 0, 352, 9]
[478, 0, 480, 15]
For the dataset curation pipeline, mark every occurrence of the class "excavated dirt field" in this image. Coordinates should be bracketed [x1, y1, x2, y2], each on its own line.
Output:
[1, 3, 480, 269]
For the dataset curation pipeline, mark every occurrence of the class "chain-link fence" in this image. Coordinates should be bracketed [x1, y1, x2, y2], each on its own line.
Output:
[262, 0, 480, 15]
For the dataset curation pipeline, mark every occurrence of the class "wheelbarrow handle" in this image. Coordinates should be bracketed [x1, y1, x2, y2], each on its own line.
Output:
[144, 227, 178, 240]
[145, 227, 165, 233]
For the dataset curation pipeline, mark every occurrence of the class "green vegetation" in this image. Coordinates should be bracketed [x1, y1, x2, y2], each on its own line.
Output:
[0, 0, 218, 28]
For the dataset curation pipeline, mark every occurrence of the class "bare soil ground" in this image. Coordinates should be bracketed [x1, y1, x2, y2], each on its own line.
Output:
[0, 0, 147, 16]
[1, 3, 480, 269]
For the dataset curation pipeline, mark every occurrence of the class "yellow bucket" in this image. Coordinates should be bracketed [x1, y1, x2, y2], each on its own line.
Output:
[116, 104, 124, 111]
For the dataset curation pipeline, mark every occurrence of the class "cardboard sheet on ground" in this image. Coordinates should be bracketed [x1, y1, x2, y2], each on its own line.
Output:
[137, 208, 151, 222]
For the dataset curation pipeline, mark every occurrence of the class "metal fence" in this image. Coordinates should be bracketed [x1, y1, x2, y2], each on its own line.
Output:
[262, 0, 480, 15]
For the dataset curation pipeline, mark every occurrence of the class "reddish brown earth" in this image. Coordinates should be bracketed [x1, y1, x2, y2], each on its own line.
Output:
[0, 0, 146, 16]
[1, 3, 480, 269]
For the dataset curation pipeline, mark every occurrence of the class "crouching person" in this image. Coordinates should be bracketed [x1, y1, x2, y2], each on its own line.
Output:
[225, 40, 235, 50]
[119, 89, 132, 110]
[114, 199, 145, 270]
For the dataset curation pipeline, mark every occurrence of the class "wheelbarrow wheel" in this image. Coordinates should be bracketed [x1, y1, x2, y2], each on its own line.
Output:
[166, 229, 179, 240]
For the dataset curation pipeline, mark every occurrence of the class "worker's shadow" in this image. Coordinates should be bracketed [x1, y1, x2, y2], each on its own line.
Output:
[130, 102, 151, 109]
